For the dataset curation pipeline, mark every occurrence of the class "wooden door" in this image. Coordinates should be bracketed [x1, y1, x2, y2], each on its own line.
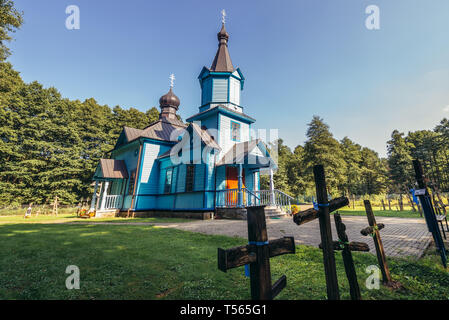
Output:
[226, 166, 245, 206]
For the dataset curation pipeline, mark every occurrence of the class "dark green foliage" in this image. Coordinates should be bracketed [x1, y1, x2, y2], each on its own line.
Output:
[262, 117, 389, 199]
[0, 61, 162, 205]
[302, 116, 346, 194]
[0, 0, 23, 61]
[386, 123, 449, 192]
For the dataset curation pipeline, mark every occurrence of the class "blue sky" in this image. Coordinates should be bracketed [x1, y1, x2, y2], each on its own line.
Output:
[8, 0, 449, 157]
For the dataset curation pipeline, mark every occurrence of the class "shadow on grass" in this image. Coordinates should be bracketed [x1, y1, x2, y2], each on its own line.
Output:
[0, 223, 448, 300]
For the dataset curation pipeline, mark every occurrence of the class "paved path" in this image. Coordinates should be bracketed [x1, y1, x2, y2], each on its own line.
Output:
[156, 216, 432, 258]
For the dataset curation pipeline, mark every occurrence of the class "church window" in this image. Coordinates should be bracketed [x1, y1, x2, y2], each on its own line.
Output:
[231, 121, 241, 142]
[164, 168, 173, 194]
[128, 170, 136, 195]
[185, 165, 195, 192]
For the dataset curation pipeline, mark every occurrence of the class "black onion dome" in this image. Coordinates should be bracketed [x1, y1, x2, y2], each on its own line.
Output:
[159, 88, 180, 109]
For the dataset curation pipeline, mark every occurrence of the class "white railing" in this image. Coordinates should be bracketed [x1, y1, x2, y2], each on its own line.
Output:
[103, 195, 123, 209]
[216, 189, 240, 208]
[216, 189, 294, 213]
[252, 189, 294, 214]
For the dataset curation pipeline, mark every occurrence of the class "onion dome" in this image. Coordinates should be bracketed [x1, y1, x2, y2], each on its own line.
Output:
[159, 88, 180, 110]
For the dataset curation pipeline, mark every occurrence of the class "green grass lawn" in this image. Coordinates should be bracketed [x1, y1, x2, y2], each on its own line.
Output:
[335, 207, 423, 219]
[0, 214, 193, 225]
[0, 220, 448, 300]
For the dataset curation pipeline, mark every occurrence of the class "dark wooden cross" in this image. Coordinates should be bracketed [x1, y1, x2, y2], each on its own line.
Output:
[317, 213, 370, 300]
[332, 212, 368, 300]
[294, 166, 370, 300]
[361, 200, 399, 288]
[293, 165, 347, 300]
[413, 160, 447, 268]
[217, 206, 296, 300]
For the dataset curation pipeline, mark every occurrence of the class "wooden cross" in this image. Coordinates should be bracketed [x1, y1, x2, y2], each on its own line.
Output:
[221, 9, 226, 25]
[332, 213, 368, 300]
[413, 160, 447, 268]
[318, 213, 369, 300]
[52, 196, 58, 216]
[217, 206, 296, 300]
[293, 165, 345, 300]
[361, 200, 399, 288]
[169, 74, 175, 88]
[293, 165, 370, 300]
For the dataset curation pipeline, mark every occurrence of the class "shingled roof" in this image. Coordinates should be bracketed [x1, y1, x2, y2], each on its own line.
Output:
[210, 24, 234, 72]
[186, 104, 256, 123]
[122, 117, 187, 145]
[216, 139, 276, 168]
[97, 159, 129, 179]
[157, 122, 221, 159]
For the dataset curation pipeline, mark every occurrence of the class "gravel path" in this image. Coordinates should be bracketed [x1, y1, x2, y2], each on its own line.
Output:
[155, 215, 432, 258]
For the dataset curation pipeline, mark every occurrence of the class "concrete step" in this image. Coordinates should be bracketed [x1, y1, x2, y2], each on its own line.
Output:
[264, 206, 288, 218]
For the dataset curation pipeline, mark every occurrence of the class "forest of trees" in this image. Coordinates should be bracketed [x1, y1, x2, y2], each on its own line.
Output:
[1, 0, 449, 206]
[262, 116, 449, 200]
[0, 60, 160, 205]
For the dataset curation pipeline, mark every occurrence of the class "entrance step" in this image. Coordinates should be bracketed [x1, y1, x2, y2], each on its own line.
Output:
[264, 206, 288, 218]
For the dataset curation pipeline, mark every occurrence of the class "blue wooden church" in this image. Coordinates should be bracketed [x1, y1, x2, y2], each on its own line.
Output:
[89, 19, 292, 218]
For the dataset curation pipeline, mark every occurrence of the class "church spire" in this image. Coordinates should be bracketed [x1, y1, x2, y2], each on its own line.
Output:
[210, 9, 234, 72]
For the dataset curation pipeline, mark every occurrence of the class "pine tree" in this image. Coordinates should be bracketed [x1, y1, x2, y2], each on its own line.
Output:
[387, 130, 414, 192]
[303, 116, 346, 194]
[340, 137, 363, 195]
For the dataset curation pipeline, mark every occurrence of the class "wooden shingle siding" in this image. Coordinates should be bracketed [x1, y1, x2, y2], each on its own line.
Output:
[177, 164, 186, 193]
[199, 115, 219, 142]
[229, 77, 240, 106]
[218, 116, 250, 158]
[175, 192, 204, 208]
[172, 166, 178, 193]
[245, 170, 254, 191]
[212, 78, 228, 102]
[216, 166, 226, 190]
[112, 142, 140, 174]
[194, 164, 205, 191]
[123, 195, 133, 209]
[138, 143, 167, 195]
[156, 194, 175, 209]
[205, 152, 216, 190]
[201, 77, 212, 105]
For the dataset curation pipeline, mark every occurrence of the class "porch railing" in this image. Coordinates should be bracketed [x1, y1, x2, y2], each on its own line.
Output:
[215, 189, 294, 214]
[103, 195, 123, 210]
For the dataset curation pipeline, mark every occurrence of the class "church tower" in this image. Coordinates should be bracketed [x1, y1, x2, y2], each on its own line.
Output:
[187, 10, 255, 157]
[197, 11, 245, 114]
